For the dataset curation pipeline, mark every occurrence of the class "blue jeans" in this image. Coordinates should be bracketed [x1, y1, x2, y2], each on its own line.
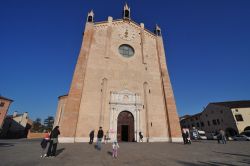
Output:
[97, 138, 102, 150]
[222, 136, 227, 144]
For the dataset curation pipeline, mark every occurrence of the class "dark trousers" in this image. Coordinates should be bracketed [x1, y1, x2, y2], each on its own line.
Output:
[47, 141, 58, 156]
[184, 137, 188, 144]
[217, 137, 221, 143]
[221, 136, 227, 144]
[51, 143, 57, 156]
[89, 137, 94, 144]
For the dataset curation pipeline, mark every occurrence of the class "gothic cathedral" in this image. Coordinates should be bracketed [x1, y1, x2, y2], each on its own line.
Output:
[54, 4, 182, 143]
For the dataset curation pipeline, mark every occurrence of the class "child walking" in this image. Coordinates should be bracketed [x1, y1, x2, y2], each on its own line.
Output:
[40, 131, 50, 158]
[112, 141, 119, 158]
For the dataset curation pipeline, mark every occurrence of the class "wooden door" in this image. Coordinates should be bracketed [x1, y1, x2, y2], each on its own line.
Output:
[117, 111, 134, 142]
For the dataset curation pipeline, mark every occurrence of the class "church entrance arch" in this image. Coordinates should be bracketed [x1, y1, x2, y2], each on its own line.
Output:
[117, 111, 134, 142]
[109, 90, 142, 142]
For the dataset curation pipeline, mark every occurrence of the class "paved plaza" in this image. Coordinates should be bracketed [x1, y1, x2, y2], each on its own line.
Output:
[0, 139, 250, 166]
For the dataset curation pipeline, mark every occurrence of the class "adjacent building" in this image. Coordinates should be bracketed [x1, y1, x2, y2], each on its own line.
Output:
[0, 96, 13, 130]
[1, 111, 32, 138]
[54, 4, 182, 143]
[180, 100, 250, 137]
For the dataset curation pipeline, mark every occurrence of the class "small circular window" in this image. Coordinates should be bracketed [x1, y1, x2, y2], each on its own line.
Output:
[119, 44, 134, 58]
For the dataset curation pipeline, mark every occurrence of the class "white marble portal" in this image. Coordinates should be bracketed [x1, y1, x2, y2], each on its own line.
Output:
[109, 90, 143, 142]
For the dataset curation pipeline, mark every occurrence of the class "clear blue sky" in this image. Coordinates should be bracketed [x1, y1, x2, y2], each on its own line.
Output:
[1, 0, 250, 121]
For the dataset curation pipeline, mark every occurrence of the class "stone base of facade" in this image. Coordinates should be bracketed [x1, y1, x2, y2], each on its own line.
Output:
[171, 137, 183, 143]
[146, 137, 170, 142]
[58, 137, 183, 143]
[58, 137, 75, 143]
[58, 137, 97, 143]
[75, 137, 91, 142]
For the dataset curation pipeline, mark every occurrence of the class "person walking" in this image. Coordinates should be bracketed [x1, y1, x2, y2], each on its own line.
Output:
[139, 132, 143, 142]
[112, 140, 119, 158]
[220, 129, 227, 144]
[40, 130, 50, 157]
[185, 131, 191, 144]
[182, 131, 187, 144]
[97, 127, 104, 150]
[47, 126, 60, 157]
[216, 131, 221, 144]
[89, 130, 94, 144]
[104, 131, 109, 144]
[104, 134, 107, 144]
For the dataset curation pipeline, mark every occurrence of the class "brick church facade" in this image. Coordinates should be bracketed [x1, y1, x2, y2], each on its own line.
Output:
[54, 4, 182, 143]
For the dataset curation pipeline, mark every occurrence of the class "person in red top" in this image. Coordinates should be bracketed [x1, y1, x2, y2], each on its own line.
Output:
[44, 132, 50, 141]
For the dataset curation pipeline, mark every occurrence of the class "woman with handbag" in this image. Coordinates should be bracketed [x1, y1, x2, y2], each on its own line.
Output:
[47, 126, 60, 157]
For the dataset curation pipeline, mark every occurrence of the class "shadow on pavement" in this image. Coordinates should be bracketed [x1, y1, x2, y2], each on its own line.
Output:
[177, 160, 238, 166]
[56, 148, 65, 156]
[194, 141, 219, 144]
[239, 159, 250, 165]
[0, 143, 14, 147]
[107, 151, 112, 156]
[199, 161, 237, 166]
[213, 151, 250, 157]
[94, 144, 102, 151]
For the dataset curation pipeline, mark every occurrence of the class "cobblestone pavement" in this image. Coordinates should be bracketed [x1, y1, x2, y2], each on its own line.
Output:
[0, 139, 250, 166]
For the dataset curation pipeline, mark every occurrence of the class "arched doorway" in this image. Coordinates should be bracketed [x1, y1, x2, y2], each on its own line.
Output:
[244, 126, 250, 131]
[117, 111, 134, 142]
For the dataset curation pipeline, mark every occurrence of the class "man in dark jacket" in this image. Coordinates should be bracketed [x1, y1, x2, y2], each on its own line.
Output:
[47, 126, 60, 157]
[97, 127, 104, 150]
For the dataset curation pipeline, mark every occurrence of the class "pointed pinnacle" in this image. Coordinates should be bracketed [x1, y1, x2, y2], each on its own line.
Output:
[124, 3, 129, 10]
[156, 24, 161, 30]
[88, 9, 94, 16]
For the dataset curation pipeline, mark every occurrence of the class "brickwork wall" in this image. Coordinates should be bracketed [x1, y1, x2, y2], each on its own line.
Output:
[56, 17, 182, 142]
[0, 98, 12, 128]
